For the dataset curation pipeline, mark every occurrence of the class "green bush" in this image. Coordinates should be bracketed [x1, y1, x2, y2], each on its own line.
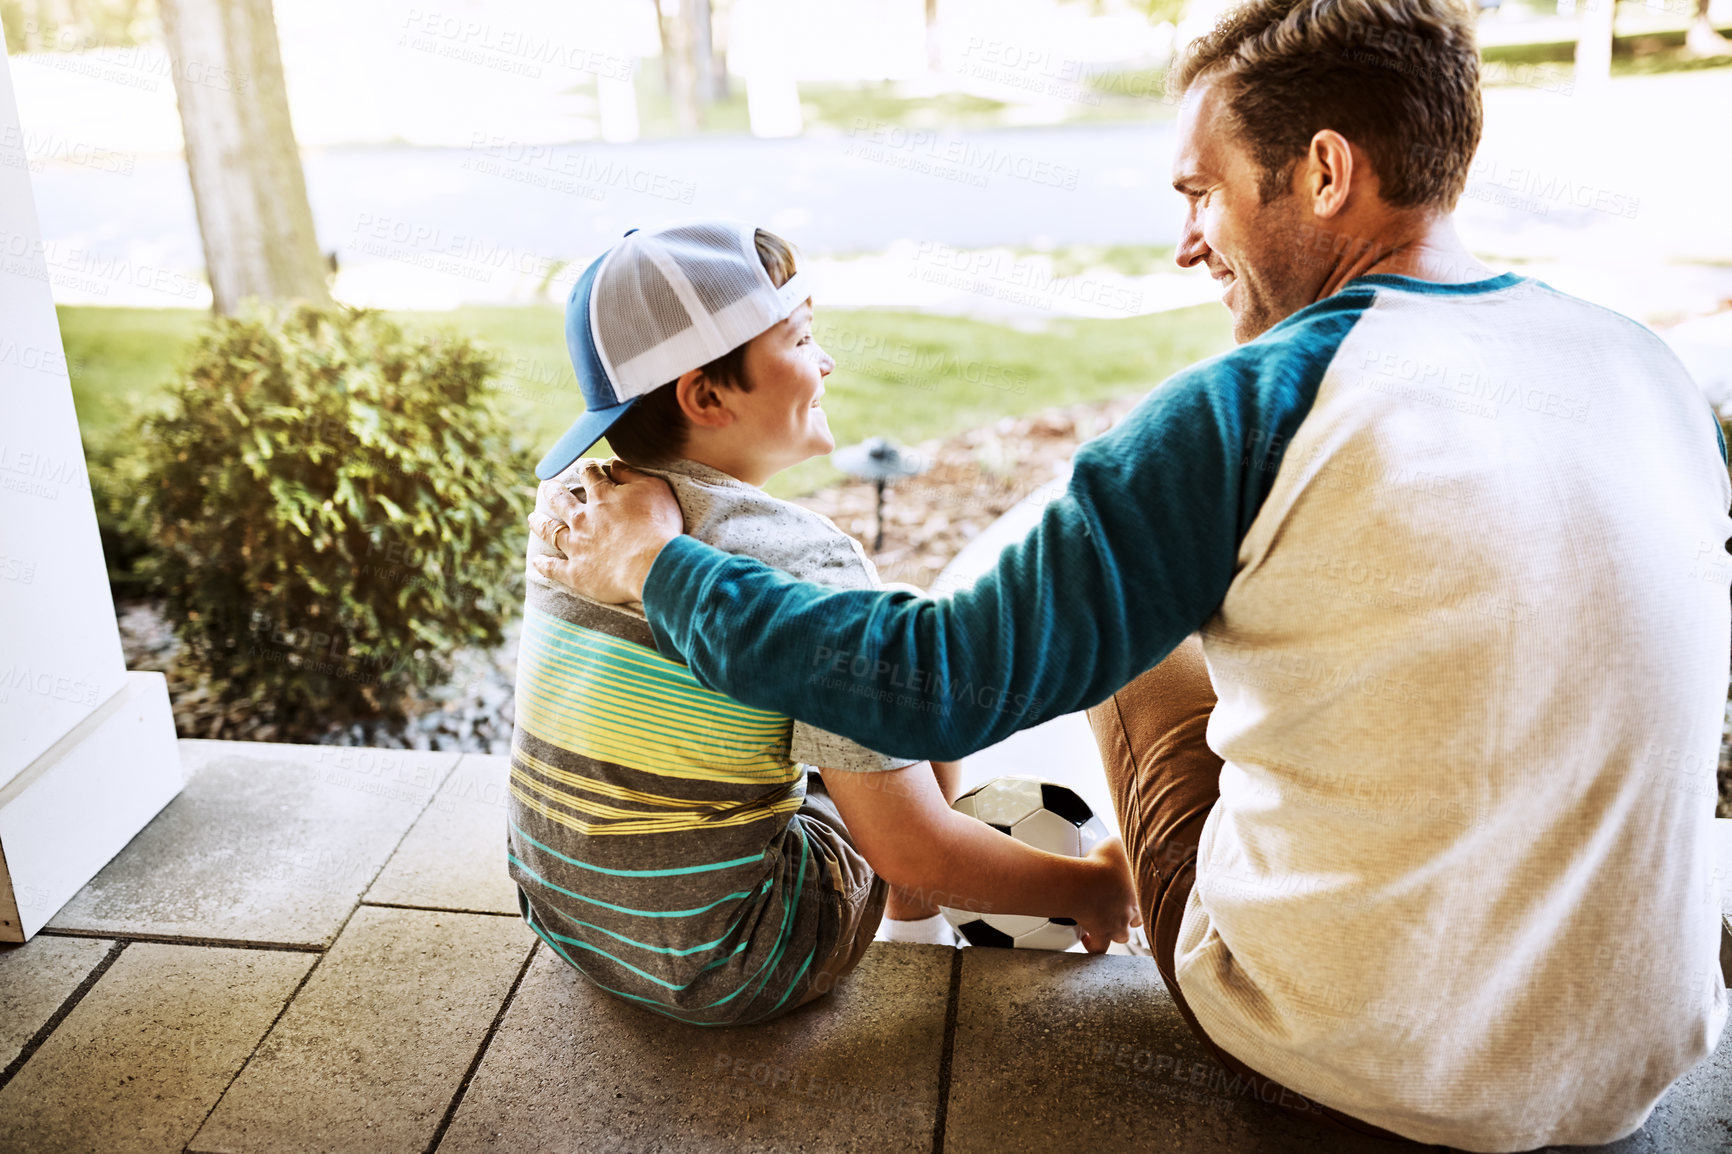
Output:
[128, 303, 532, 729]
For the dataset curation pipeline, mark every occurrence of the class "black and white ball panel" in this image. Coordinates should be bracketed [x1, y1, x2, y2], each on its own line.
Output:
[941, 776, 1112, 950]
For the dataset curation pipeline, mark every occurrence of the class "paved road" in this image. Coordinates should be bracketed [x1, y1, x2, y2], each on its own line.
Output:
[30, 122, 1185, 308]
[24, 69, 1732, 318]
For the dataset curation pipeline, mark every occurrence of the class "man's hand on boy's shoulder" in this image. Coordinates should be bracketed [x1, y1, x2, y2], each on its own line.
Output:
[528, 459, 684, 604]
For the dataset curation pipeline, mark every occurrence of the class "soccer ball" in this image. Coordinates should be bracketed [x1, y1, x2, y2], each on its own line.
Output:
[940, 776, 1112, 950]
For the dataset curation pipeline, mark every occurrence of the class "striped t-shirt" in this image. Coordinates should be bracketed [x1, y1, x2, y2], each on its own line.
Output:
[509, 458, 913, 1024]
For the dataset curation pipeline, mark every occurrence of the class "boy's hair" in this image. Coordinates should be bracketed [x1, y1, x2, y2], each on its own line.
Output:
[1173, 0, 1481, 211]
[604, 229, 799, 468]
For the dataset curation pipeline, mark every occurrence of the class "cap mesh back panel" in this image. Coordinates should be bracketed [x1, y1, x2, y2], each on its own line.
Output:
[594, 249, 694, 372]
[663, 223, 764, 315]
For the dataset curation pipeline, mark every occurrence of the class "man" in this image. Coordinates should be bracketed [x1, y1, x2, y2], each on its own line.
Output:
[528, 1, 1732, 1147]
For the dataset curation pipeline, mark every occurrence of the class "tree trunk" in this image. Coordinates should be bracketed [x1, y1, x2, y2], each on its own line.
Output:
[707, 0, 730, 100]
[158, 0, 330, 314]
[652, 0, 672, 92]
[691, 0, 717, 104]
[926, 0, 941, 72]
[660, 0, 700, 132]
[1573, 0, 1616, 93]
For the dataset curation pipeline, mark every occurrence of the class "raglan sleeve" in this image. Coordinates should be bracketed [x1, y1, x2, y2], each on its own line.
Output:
[643, 294, 1369, 760]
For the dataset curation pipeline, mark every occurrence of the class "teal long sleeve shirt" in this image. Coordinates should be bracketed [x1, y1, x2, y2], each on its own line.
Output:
[640, 287, 1378, 761]
[640, 275, 1730, 762]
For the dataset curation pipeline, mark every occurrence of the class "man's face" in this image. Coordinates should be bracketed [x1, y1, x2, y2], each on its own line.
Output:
[1172, 78, 1327, 344]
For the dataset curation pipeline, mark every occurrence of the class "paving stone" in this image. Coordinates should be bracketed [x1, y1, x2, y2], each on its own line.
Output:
[365, 754, 516, 914]
[437, 942, 955, 1154]
[189, 906, 534, 1154]
[0, 935, 113, 1070]
[0, 942, 313, 1154]
[944, 950, 1401, 1154]
[49, 740, 459, 948]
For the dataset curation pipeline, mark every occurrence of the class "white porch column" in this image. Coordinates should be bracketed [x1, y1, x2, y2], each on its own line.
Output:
[0, 45, 182, 942]
[1573, 0, 1616, 94]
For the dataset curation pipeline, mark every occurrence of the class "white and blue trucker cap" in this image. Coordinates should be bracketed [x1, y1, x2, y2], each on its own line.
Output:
[535, 220, 810, 480]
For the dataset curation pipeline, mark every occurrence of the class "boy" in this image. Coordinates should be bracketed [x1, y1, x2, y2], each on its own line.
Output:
[516, 221, 1136, 1024]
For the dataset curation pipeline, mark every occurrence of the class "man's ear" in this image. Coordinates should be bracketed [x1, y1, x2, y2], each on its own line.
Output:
[1304, 129, 1357, 219]
[675, 367, 734, 430]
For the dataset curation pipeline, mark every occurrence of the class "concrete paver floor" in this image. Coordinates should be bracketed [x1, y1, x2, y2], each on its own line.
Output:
[1, 740, 1729, 1154]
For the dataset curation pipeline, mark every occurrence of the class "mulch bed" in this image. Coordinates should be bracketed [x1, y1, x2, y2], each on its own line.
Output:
[792, 396, 1142, 588]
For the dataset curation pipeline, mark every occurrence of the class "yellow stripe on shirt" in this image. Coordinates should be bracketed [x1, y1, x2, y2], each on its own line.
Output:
[508, 769, 806, 837]
[515, 607, 799, 785]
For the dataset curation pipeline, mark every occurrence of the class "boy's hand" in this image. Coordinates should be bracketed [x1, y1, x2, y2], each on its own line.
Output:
[527, 459, 684, 604]
[1075, 836, 1142, 955]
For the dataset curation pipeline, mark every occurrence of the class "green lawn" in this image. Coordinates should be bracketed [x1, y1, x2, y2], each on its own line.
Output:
[58, 302, 1233, 500]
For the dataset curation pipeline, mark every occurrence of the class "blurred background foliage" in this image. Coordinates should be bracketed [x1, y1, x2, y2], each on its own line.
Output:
[1, 0, 156, 53]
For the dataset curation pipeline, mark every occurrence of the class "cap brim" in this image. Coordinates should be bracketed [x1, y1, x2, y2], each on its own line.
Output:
[537, 249, 629, 481]
[534, 398, 638, 480]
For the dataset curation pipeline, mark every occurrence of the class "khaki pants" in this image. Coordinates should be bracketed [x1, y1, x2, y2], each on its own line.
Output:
[1085, 635, 1421, 1145]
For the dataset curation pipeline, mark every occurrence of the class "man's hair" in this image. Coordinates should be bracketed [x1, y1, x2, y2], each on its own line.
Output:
[1173, 0, 1482, 211]
[604, 229, 799, 468]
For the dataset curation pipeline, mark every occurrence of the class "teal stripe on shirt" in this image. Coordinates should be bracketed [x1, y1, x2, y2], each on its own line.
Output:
[524, 835, 814, 1016]
[512, 821, 763, 877]
[509, 854, 762, 918]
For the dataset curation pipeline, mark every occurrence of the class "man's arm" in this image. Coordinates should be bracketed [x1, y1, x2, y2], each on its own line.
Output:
[532, 293, 1370, 759]
[638, 411, 1225, 760]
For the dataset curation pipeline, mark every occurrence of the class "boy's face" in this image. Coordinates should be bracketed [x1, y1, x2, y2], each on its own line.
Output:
[729, 301, 836, 476]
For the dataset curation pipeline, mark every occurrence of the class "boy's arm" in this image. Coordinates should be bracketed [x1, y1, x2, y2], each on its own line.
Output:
[821, 764, 1140, 953]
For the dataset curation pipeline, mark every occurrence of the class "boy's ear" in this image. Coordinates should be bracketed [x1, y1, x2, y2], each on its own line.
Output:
[674, 367, 734, 429]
